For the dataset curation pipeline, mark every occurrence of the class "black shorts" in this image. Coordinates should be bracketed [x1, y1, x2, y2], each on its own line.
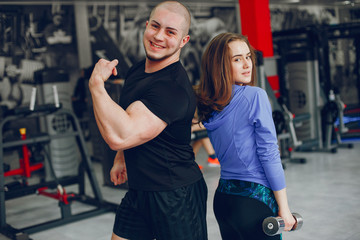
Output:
[113, 178, 208, 240]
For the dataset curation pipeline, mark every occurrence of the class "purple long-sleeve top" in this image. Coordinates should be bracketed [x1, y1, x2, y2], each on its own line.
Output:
[203, 85, 286, 191]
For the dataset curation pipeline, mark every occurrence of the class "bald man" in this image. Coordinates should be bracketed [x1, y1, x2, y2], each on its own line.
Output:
[89, 1, 208, 240]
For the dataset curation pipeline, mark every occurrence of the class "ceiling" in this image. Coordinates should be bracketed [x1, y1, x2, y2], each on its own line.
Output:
[269, 0, 360, 7]
[1, 0, 360, 7]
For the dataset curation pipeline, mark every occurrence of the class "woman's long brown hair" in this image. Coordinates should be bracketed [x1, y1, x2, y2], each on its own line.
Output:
[196, 32, 257, 123]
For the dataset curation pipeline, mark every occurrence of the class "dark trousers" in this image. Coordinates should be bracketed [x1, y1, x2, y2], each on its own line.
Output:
[213, 191, 281, 240]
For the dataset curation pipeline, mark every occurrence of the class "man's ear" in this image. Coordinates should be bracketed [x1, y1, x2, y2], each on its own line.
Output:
[180, 35, 190, 48]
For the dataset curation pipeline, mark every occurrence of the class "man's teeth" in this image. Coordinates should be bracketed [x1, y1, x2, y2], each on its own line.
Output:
[152, 43, 162, 48]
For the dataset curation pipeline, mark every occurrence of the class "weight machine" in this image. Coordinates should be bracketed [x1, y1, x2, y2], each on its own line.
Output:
[256, 51, 306, 169]
[273, 27, 325, 152]
[321, 89, 353, 151]
[0, 87, 117, 240]
[273, 26, 353, 154]
[325, 23, 360, 141]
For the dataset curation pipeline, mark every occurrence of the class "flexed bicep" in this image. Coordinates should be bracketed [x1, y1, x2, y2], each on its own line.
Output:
[108, 100, 167, 150]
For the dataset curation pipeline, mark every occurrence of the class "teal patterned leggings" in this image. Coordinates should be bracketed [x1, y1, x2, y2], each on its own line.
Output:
[213, 179, 282, 240]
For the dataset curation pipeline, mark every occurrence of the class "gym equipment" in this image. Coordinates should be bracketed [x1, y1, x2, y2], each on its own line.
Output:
[326, 24, 360, 140]
[0, 94, 117, 240]
[256, 51, 306, 168]
[33, 68, 80, 180]
[0, 57, 45, 109]
[325, 23, 360, 109]
[273, 28, 324, 152]
[274, 24, 360, 149]
[277, 103, 307, 168]
[262, 212, 303, 236]
[272, 110, 286, 135]
[273, 26, 357, 153]
[3, 128, 43, 178]
[321, 89, 353, 151]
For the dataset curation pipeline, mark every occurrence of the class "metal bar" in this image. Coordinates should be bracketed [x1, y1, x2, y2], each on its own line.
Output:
[0, 106, 113, 237]
[67, 109, 104, 202]
[20, 208, 110, 234]
[0, 224, 31, 240]
[5, 176, 79, 200]
[3, 132, 79, 149]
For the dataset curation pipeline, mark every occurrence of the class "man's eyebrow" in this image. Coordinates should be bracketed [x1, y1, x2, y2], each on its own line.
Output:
[150, 20, 179, 32]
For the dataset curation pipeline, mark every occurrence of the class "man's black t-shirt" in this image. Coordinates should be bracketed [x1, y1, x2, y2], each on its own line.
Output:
[119, 60, 202, 191]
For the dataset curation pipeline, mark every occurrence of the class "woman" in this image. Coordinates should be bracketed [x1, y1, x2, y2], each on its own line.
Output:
[196, 32, 295, 239]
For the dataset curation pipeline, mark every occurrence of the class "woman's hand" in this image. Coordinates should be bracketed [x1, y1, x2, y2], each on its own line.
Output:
[273, 188, 296, 231]
[278, 209, 296, 231]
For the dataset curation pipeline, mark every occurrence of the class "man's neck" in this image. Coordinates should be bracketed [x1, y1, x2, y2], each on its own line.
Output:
[145, 54, 180, 73]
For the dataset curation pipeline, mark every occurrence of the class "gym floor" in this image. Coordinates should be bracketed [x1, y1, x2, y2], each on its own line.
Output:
[1, 140, 360, 240]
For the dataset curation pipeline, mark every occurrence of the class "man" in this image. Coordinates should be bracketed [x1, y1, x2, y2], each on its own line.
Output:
[88, 1, 208, 240]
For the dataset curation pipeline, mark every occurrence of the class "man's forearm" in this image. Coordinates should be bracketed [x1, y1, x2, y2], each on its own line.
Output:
[114, 150, 125, 164]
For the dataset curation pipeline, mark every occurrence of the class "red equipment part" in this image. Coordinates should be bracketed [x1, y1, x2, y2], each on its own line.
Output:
[4, 128, 43, 177]
[37, 185, 75, 205]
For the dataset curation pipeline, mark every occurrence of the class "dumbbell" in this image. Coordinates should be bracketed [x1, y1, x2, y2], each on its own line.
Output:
[262, 212, 303, 236]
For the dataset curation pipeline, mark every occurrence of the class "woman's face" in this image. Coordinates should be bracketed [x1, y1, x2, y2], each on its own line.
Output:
[228, 40, 252, 85]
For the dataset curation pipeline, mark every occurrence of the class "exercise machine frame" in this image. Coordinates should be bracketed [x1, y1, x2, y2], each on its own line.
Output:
[0, 105, 117, 240]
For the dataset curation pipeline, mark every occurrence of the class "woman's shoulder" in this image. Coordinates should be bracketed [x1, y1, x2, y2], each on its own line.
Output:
[239, 85, 267, 98]
[231, 85, 268, 104]
[244, 85, 264, 92]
